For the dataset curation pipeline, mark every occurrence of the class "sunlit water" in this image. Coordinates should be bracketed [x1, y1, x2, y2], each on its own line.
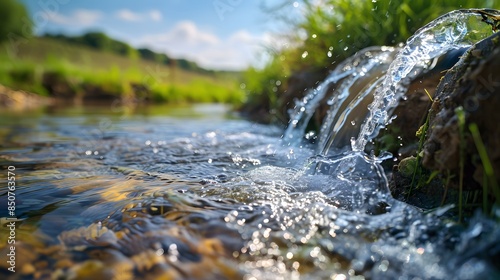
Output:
[1, 8, 500, 280]
[0, 103, 497, 279]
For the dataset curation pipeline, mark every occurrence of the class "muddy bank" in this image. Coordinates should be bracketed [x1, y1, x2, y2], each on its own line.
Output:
[0, 84, 52, 110]
[0, 75, 151, 110]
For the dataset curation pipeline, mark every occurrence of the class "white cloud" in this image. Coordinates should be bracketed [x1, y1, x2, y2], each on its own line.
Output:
[45, 9, 102, 26]
[115, 9, 163, 22]
[229, 30, 255, 44]
[149, 10, 162, 22]
[136, 21, 272, 70]
[115, 9, 142, 22]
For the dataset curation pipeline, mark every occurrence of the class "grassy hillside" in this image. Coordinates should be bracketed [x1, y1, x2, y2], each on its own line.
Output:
[0, 37, 244, 104]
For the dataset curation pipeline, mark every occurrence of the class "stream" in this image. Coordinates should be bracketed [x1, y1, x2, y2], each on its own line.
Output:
[1, 8, 500, 280]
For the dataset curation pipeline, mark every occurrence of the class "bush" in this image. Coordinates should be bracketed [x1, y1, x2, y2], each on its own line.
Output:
[0, 0, 32, 43]
[9, 67, 36, 84]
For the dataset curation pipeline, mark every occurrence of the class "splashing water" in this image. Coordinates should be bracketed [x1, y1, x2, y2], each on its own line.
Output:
[352, 9, 500, 152]
[317, 47, 397, 156]
[282, 10, 500, 218]
[284, 8, 500, 206]
[283, 46, 396, 146]
[285, 9, 500, 154]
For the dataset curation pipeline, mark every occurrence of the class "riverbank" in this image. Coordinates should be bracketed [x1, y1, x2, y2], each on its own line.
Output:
[0, 84, 52, 110]
[0, 37, 244, 107]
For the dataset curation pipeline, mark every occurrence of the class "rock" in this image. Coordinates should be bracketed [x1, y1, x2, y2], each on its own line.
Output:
[423, 31, 500, 194]
[388, 32, 500, 210]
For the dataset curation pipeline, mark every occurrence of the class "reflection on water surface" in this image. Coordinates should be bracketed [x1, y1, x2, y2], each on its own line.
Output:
[0, 103, 498, 279]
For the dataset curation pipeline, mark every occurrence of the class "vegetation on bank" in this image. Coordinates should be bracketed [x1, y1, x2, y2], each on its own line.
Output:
[41, 32, 216, 74]
[0, 37, 244, 105]
[0, 0, 244, 106]
[243, 0, 500, 119]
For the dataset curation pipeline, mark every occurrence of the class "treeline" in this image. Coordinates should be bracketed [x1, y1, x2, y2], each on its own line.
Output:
[42, 32, 214, 74]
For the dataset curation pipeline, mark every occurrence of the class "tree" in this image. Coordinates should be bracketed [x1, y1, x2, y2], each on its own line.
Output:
[79, 32, 112, 51]
[138, 48, 171, 64]
[0, 0, 32, 43]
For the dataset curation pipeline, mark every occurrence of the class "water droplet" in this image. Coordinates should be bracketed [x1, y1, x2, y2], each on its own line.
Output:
[332, 274, 347, 280]
[344, 46, 349, 51]
[85, 150, 92, 156]
[378, 260, 389, 272]
[167, 244, 178, 262]
[206, 131, 216, 138]
[145, 140, 151, 145]
[310, 246, 321, 258]
[301, 51, 309, 58]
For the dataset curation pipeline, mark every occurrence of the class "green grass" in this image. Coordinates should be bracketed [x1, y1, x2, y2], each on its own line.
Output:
[469, 123, 500, 214]
[456, 106, 466, 222]
[405, 89, 433, 198]
[0, 37, 244, 105]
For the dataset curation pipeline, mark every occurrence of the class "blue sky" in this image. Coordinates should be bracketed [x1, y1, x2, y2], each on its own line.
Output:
[19, 0, 299, 70]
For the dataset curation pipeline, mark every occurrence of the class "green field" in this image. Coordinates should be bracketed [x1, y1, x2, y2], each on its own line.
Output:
[0, 37, 245, 104]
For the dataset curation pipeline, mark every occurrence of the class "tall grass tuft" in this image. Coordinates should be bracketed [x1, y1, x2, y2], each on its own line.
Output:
[455, 106, 466, 222]
[469, 123, 500, 214]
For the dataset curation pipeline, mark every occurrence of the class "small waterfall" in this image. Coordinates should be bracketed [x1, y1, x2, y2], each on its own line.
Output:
[285, 9, 500, 154]
[317, 47, 397, 156]
[352, 9, 500, 152]
[282, 46, 396, 146]
[284, 9, 500, 208]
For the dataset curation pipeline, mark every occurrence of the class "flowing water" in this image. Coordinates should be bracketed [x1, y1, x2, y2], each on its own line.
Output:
[1, 9, 500, 280]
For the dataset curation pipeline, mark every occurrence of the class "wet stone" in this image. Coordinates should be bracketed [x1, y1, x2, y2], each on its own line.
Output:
[423, 31, 500, 192]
